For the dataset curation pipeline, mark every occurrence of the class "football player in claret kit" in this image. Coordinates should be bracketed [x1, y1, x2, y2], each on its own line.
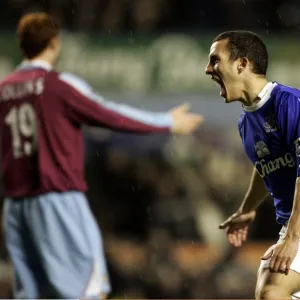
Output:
[0, 12, 203, 299]
[206, 30, 300, 299]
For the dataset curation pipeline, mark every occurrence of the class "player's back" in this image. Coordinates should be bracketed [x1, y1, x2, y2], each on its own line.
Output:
[0, 64, 87, 197]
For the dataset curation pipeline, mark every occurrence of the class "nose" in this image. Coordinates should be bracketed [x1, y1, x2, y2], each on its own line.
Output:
[205, 63, 213, 75]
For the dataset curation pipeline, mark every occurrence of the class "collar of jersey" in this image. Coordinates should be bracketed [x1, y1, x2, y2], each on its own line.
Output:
[242, 81, 277, 112]
[18, 59, 52, 71]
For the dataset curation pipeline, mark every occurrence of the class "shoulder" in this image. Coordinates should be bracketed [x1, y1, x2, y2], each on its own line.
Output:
[272, 84, 300, 127]
[238, 112, 246, 138]
[273, 83, 300, 107]
[238, 112, 246, 128]
[57, 72, 93, 95]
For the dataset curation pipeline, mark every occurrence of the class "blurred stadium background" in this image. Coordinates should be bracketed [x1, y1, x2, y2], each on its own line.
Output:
[1, 0, 300, 298]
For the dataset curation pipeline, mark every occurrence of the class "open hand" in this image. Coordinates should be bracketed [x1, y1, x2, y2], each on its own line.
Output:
[219, 210, 256, 247]
[170, 103, 204, 135]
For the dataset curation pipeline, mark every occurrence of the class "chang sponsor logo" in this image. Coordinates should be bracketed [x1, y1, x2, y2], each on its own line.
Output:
[255, 153, 295, 178]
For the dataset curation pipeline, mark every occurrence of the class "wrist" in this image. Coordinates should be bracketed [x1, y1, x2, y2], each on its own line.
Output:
[285, 228, 300, 242]
[239, 203, 253, 214]
[284, 234, 299, 243]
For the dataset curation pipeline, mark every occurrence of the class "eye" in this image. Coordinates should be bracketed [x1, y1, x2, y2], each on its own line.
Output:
[210, 58, 220, 66]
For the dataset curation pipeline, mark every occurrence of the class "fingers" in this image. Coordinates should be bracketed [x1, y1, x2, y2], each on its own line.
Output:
[237, 228, 247, 244]
[186, 115, 204, 133]
[178, 115, 203, 134]
[170, 106, 204, 134]
[269, 253, 291, 275]
[187, 114, 204, 128]
[228, 230, 246, 247]
[220, 216, 249, 246]
[220, 212, 253, 247]
[194, 114, 204, 124]
[241, 227, 248, 241]
[228, 232, 236, 245]
[228, 232, 241, 247]
[170, 102, 191, 114]
[269, 255, 288, 274]
[180, 103, 191, 112]
[260, 243, 295, 275]
[270, 255, 282, 273]
[261, 249, 273, 261]
[278, 258, 290, 275]
[264, 246, 290, 275]
[285, 258, 292, 275]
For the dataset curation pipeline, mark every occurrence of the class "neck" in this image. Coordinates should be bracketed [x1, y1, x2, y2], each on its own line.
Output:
[25, 51, 55, 67]
[240, 76, 269, 106]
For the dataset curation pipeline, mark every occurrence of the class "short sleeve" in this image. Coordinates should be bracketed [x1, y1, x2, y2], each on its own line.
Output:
[277, 92, 300, 175]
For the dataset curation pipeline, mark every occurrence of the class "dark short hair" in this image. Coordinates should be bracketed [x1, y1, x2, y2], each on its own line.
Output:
[213, 30, 268, 76]
[17, 12, 60, 59]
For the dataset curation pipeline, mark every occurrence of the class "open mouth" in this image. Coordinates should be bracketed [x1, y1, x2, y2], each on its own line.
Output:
[211, 76, 226, 98]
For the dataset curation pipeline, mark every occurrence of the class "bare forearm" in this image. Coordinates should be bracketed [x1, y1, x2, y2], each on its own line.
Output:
[240, 167, 269, 213]
[285, 177, 300, 241]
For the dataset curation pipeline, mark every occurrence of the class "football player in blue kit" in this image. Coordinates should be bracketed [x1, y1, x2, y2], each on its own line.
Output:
[206, 30, 300, 299]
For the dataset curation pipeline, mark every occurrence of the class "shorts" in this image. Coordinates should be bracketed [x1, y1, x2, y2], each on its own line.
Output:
[259, 224, 300, 299]
[3, 191, 111, 299]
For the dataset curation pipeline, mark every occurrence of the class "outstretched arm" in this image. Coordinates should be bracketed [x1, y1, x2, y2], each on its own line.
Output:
[59, 73, 203, 134]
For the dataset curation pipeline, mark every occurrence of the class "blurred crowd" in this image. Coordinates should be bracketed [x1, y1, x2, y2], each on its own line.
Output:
[82, 125, 280, 298]
[4, 0, 300, 33]
[0, 124, 281, 298]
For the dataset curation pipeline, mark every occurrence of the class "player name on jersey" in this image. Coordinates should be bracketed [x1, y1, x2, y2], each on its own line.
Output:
[0, 78, 45, 102]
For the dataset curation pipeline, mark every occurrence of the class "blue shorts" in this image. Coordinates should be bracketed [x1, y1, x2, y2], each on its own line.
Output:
[3, 191, 111, 298]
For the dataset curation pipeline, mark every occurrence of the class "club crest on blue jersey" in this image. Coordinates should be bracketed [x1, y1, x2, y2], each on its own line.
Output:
[294, 138, 300, 157]
[264, 114, 278, 133]
[255, 141, 270, 158]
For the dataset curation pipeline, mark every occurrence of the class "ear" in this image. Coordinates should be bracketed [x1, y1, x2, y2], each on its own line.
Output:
[237, 57, 249, 74]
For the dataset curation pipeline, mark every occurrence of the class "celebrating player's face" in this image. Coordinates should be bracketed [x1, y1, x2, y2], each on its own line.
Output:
[206, 39, 242, 103]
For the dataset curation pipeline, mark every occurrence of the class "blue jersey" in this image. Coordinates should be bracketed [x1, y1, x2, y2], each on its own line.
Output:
[239, 82, 300, 225]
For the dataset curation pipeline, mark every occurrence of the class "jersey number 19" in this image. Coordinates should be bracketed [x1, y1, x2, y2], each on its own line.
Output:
[5, 103, 37, 158]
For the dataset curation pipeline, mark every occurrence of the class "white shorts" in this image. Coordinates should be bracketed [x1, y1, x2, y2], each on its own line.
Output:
[259, 225, 300, 299]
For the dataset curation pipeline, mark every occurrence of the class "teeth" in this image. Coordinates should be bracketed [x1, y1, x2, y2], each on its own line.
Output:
[211, 77, 220, 83]
[213, 79, 221, 85]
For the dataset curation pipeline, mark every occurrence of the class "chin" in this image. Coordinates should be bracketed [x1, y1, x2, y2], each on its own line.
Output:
[224, 97, 239, 104]
[222, 94, 230, 103]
